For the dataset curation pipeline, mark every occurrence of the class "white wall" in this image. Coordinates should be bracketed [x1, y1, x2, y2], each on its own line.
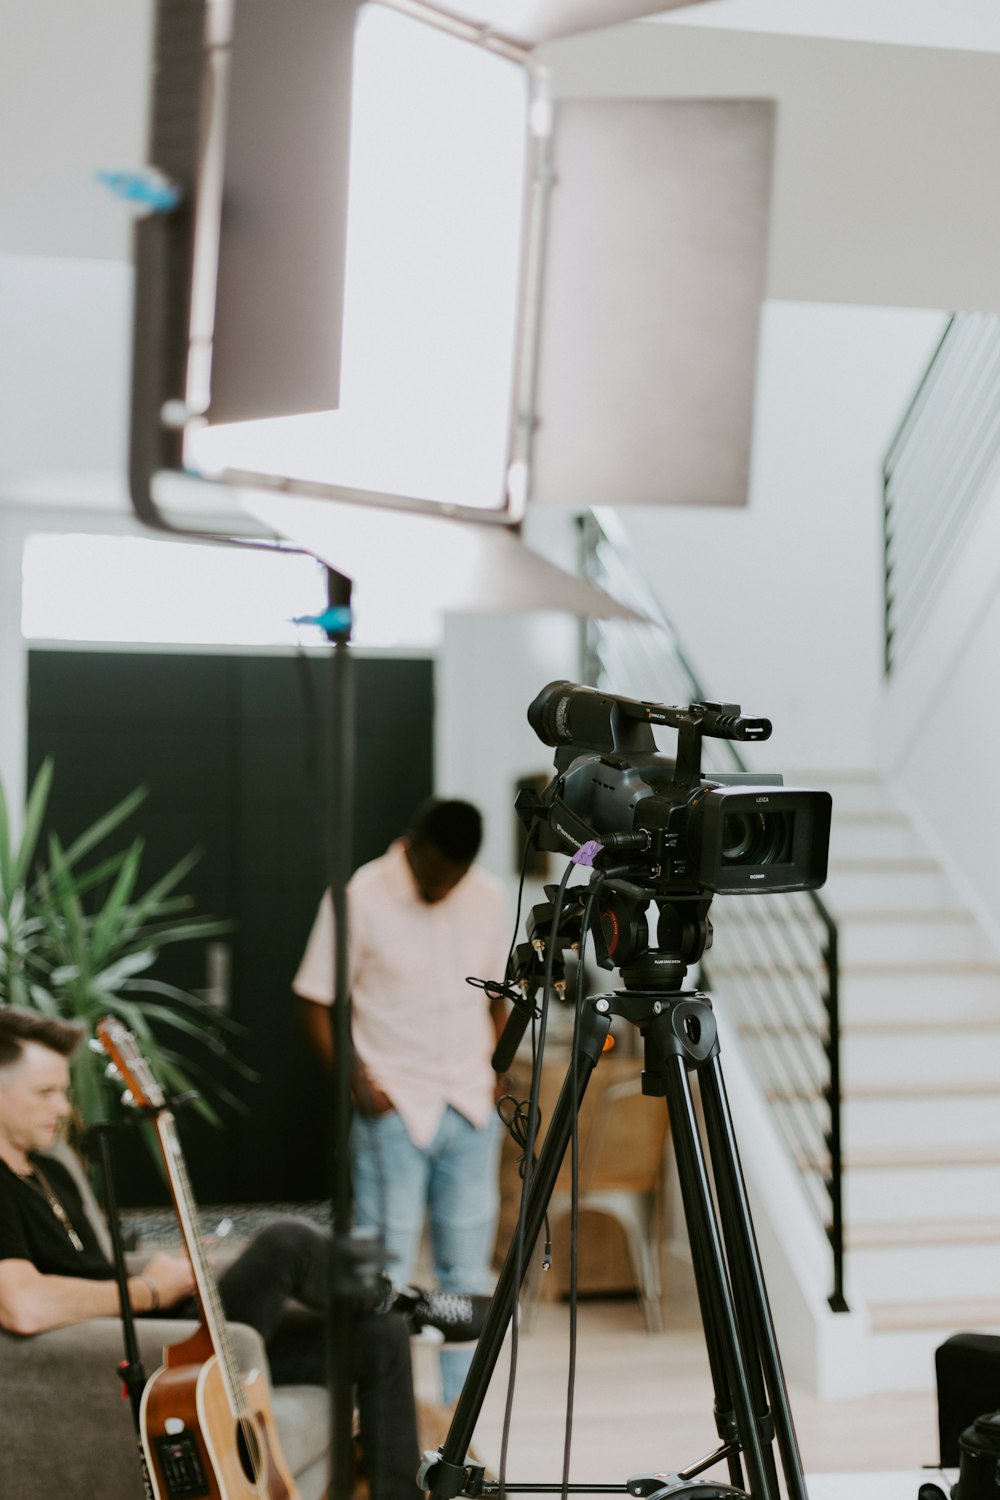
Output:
[0, 256, 133, 496]
[436, 511, 584, 888]
[610, 301, 946, 771]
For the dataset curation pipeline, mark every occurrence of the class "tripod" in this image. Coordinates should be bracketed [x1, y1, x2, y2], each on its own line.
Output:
[420, 965, 810, 1500]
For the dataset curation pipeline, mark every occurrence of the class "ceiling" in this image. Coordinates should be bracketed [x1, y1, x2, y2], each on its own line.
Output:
[653, 0, 1000, 52]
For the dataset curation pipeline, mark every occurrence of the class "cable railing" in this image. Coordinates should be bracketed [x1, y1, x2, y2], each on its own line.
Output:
[579, 509, 846, 1312]
[883, 313, 1000, 676]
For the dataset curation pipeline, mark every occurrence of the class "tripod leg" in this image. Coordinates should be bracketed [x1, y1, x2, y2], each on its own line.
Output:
[426, 1006, 612, 1496]
[662, 1052, 778, 1499]
[682, 1172, 745, 1493]
[700, 1057, 809, 1500]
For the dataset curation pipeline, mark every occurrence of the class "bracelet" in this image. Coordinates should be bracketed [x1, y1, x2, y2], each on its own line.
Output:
[139, 1274, 160, 1311]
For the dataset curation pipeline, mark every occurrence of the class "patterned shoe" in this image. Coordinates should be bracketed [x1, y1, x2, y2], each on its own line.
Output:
[392, 1285, 491, 1343]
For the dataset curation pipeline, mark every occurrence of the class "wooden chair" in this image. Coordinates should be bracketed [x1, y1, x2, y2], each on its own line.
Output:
[521, 1056, 670, 1333]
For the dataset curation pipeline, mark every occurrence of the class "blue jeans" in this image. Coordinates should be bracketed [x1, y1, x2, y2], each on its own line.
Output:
[351, 1105, 501, 1403]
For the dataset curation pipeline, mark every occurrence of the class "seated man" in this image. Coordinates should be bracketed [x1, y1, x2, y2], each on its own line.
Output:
[0, 1007, 483, 1500]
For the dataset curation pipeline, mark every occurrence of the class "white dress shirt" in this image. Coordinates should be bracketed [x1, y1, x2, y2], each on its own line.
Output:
[293, 841, 510, 1147]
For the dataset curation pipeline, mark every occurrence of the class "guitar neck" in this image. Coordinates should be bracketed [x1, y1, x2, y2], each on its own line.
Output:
[153, 1111, 248, 1417]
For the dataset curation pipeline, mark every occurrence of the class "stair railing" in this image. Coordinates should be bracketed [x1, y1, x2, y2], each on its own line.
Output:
[579, 509, 846, 1312]
[883, 312, 1000, 676]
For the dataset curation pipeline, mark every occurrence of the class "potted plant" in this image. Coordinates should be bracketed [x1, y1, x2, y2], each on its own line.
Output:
[0, 758, 248, 1132]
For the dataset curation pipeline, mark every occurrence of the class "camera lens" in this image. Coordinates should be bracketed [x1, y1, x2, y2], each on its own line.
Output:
[721, 810, 793, 866]
[721, 812, 756, 861]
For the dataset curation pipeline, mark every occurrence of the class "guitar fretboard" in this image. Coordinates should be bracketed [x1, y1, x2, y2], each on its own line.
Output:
[155, 1111, 251, 1422]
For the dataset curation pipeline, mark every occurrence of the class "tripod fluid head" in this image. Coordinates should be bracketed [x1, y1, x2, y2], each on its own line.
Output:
[517, 874, 712, 993]
[491, 865, 712, 1080]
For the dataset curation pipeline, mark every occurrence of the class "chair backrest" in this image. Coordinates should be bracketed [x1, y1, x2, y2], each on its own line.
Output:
[578, 1074, 668, 1195]
[536, 1055, 669, 1197]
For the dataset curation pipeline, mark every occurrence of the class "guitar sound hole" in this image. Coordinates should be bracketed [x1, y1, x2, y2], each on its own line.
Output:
[237, 1416, 263, 1484]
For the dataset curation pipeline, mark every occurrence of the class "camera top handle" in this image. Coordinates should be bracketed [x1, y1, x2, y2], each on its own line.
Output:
[528, 681, 771, 787]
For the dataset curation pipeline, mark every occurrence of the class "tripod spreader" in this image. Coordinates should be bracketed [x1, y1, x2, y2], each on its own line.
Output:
[424, 987, 808, 1500]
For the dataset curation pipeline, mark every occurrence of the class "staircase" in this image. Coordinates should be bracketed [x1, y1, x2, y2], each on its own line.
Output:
[712, 769, 1000, 1391]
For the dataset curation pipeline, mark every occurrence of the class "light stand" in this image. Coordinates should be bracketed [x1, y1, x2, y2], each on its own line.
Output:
[85, 1118, 156, 1500]
[319, 564, 387, 1500]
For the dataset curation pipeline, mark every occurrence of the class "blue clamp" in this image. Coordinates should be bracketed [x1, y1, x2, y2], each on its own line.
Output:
[293, 607, 354, 634]
[96, 169, 183, 213]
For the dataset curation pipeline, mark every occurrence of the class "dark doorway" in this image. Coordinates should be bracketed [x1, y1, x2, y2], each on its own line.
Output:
[27, 649, 434, 1207]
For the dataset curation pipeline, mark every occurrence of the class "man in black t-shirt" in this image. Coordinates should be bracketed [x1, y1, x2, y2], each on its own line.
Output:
[0, 1007, 427, 1500]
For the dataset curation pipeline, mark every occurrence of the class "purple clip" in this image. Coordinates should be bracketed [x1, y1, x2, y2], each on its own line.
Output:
[571, 840, 604, 868]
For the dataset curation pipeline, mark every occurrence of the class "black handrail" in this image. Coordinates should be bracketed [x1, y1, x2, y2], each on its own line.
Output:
[579, 509, 846, 1311]
[883, 313, 1000, 676]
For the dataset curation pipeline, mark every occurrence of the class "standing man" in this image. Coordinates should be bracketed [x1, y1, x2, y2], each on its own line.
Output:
[294, 798, 510, 1403]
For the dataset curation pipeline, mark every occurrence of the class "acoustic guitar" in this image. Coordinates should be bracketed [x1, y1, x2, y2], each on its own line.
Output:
[97, 1015, 302, 1500]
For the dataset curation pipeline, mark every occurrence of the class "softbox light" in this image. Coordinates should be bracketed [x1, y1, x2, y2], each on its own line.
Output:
[130, 0, 771, 543]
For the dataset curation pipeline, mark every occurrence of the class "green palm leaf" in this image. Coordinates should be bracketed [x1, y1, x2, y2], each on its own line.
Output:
[60, 784, 148, 868]
[13, 758, 55, 890]
[0, 765, 250, 1159]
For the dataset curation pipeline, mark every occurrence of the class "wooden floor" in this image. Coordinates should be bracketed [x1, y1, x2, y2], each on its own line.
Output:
[412, 1256, 940, 1488]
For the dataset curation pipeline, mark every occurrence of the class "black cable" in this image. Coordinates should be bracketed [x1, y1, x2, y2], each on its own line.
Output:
[562, 877, 603, 1500]
[496, 1093, 552, 1269]
[497, 855, 576, 1500]
[505, 828, 534, 983]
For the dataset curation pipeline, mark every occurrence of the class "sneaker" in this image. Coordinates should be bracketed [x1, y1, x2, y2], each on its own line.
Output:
[391, 1285, 491, 1343]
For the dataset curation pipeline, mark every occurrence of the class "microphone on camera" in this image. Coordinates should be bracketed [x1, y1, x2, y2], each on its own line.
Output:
[491, 992, 540, 1076]
[597, 832, 651, 856]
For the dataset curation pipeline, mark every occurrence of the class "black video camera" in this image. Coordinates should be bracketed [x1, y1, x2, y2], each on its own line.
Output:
[520, 681, 832, 900]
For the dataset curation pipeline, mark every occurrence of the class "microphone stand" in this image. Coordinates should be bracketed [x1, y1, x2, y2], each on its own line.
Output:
[87, 1120, 156, 1500]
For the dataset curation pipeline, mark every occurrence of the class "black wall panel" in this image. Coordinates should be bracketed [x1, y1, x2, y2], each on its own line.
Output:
[27, 649, 434, 1207]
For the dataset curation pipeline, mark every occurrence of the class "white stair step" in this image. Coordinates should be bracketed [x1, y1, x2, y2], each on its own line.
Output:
[867, 1317, 1000, 1393]
[870, 1297, 1000, 1334]
[743, 1026, 1000, 1097]
[842, 1092, 1000, 1152]
[848, 1217, 1000, 1249]
[838, 967, 1000, 1025]
[786, 773, 885, 816]
[836, 910, 996, 965]
[851, 1212, 1000, 1248]
[710, 961, 1000, 1029]
[851, 1238, 1000, 1303]
[845, 1139, 1000, 1170]
[845, 1161, 1000, 1225]
[823, 863, 961, 911]
[827, 817, 924, 862]
[841, 1026, 1000, 1090]
[713, 910, 996, 965]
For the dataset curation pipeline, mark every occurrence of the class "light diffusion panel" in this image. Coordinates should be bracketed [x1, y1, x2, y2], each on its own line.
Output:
[528, 99, 775, 508]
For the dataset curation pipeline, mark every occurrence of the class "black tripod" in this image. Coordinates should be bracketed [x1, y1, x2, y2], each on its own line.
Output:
[420, 956, 810, 1500]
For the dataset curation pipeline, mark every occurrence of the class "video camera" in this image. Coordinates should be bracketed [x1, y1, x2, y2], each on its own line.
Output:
[519, 681, 832, 900]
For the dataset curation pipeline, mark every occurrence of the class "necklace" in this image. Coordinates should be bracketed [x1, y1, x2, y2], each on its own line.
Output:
[19, 1162, 86, 1254]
